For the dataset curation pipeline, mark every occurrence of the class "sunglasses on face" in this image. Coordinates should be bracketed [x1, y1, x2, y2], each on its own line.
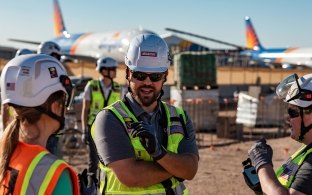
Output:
[288, 107, 300, 118]
[102, 67, 116, 71]
[131, 71, 165, 82]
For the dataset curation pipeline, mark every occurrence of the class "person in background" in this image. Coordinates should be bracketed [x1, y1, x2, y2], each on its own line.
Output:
[37, 41, 63, 155]
[37, 41, 62, 61]
[247, 73, 312, 194]
[91, 33, 199, 194]
[0, 54, 79, 194]
[81, 56, 122, 188]
[15, 48, 33, 57]
[1, 48, 33, 131]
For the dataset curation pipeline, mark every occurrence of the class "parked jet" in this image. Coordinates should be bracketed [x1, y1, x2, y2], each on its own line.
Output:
[9, 0, 155, 63]
[166, 16, 312, 68]
[241, 16, 312, 68]
[9, 0, 209, 63]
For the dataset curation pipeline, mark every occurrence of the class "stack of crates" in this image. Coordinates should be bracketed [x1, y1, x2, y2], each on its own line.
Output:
[172, 51, 218, 131]
[174, 51, 217, 89]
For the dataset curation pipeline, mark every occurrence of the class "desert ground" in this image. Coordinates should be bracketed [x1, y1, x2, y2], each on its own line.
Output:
[61, 131, 301, 195]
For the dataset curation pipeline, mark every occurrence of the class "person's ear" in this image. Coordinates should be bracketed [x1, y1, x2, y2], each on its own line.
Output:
[163, 71, 168, 83]
[51, 101, 61, 114]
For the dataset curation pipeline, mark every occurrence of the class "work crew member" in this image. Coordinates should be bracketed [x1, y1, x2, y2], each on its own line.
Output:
[247, 73, 312, 194]
[37, 41, 63, 155]
[91, 33, 199, 194]
[1, 48, 33, 131]
[0, 54, 79, 194]
[81, 56, 122, 187]
[37, 41, 62, 61]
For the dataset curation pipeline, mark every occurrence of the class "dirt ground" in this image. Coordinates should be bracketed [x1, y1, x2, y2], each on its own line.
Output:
[61, 132, 302, 195]
[185, 134, 302, 195]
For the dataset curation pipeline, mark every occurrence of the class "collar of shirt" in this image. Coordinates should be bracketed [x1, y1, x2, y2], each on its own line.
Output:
[99, 78, 112, 99]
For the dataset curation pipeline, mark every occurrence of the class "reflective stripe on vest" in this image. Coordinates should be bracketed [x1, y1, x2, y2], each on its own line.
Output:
[88, 80, 121, 125]
[275, 145, 312, 189]
[0, 142, 80, 195]
[93, 100, 188, 195]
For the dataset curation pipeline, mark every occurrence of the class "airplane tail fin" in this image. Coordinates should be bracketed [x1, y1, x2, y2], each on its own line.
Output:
[245, 16, 263, 50]
[53, 0, 69, 37]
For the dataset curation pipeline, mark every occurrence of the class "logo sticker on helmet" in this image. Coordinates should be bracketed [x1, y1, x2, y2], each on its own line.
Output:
[141, 51, 157, 57]
[48, 67, 58, 78]
[20, 67, 30, 76]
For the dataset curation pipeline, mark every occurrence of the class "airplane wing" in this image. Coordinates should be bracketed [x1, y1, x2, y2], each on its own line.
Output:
[61, 53, 97, 63]
[161, 33, 211, 54]
[8, 38, 41, 45]
[8, 37, 97, 63]
[165, 28, 249, 51]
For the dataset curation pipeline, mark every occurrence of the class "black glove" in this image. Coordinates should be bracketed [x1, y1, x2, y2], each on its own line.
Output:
[81, 127, 89, 145]
[131, 122, 166, 160]
[78, 169, 97, 195]
[248, 138, 273, 172]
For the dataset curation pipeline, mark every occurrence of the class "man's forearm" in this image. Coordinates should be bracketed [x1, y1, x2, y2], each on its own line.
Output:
[81, 100, 89, 130]
[157, 152, 198, 180]
[258, 164, 287, 195]
[109, 158, 172, 187]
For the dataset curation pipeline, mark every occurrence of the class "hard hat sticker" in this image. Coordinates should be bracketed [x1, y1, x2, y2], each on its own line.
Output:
[6, 83, 15, 91]
[20, 67, 30, 76]
[141, 51, 157, 57]
[48, 67, 58, 78]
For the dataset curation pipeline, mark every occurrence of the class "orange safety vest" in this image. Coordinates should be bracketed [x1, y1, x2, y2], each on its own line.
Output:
[0, 142, 80, 195]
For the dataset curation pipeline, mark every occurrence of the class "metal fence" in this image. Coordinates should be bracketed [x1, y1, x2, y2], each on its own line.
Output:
[173, 93, 289, 148]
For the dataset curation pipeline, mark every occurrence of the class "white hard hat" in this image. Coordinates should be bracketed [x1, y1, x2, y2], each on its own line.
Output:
[96, 57, 117, 72]
[15, 48, 33, 57]
[1, 54, 74, 108]
[125, 33, 170, 73]
[276, 73, 312, 108]
[37, 41, 61, 56]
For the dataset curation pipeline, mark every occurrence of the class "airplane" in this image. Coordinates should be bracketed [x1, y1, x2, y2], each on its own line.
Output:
[166, 16, 312, 68]
[241, 16, 312, 68]
[8, 0, 209, 64]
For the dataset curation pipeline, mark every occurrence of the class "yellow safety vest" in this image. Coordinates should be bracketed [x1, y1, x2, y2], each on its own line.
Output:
[276, 144, 312, 189]
[91, 100, 189, 195]
[87, 80, 121, 125]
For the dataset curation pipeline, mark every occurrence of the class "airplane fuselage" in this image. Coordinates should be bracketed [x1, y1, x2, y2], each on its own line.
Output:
[51, 29, 155, 63]
[242, 47, 312, 67]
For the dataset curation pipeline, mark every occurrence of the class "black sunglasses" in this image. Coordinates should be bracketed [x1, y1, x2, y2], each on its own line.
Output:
[131, 71, 164, 82]
[59, 75, 74, 108]
[102, 67, 116, 71]
[288, 107, 300, 118]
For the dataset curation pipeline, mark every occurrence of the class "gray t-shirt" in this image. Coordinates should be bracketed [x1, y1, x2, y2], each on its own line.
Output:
[290, 153, 312, 194]
[93, 92, 199, 166]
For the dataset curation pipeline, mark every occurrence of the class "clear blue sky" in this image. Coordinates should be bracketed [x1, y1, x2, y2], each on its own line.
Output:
[0, 0, 312, 50]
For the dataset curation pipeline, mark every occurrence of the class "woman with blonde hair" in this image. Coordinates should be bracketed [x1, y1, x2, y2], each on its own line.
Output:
[0, 54, 80, 194]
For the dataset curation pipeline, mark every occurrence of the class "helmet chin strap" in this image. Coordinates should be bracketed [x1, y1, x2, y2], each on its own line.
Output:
[34, 105, 65, 134]
[299, 107, 312, 141]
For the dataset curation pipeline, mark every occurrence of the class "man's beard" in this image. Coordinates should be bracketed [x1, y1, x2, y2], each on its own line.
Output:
[132, 85, 161, 107]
